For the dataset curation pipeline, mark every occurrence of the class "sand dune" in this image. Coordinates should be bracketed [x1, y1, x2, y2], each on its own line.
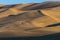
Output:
[0, 1, 60, 37]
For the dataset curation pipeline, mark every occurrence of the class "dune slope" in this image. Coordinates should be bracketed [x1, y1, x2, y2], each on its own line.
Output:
[0, 1, 60, 37]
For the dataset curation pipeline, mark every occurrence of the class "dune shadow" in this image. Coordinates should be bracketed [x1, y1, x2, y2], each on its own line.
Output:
[0, 4, 21, 13]
[0, 33, 60, 40]
[46, 23, 60, 27]
[21, 2, 60, 10]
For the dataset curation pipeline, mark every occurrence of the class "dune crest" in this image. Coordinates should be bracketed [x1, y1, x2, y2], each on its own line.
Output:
[0, 1, 60, 37]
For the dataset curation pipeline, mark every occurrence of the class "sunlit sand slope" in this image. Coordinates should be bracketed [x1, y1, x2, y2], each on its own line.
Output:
[0, 1, 60, 37]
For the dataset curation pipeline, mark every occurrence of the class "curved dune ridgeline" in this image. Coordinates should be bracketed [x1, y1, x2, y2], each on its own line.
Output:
[0, 1, 60, 38]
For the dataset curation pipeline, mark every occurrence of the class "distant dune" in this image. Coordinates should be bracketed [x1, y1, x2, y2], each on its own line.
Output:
[0, 4, 5, 7]
[0, 1, 60, 37]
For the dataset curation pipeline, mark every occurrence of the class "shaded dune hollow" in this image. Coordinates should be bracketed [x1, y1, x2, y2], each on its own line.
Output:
[0, 1, 60, 37]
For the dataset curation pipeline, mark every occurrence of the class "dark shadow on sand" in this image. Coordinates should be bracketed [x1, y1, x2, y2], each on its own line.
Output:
[46, 23, 60, 27]
[0, 33, 60, 40]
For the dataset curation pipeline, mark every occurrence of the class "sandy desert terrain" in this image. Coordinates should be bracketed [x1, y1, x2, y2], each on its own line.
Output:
[0, 1, 60, 38]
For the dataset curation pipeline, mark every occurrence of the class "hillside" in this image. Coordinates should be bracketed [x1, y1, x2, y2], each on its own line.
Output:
[0, 1, 60, 37]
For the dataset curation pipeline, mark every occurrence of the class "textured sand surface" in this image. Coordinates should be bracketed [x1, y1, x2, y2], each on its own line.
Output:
[0, 1, 60, 37]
